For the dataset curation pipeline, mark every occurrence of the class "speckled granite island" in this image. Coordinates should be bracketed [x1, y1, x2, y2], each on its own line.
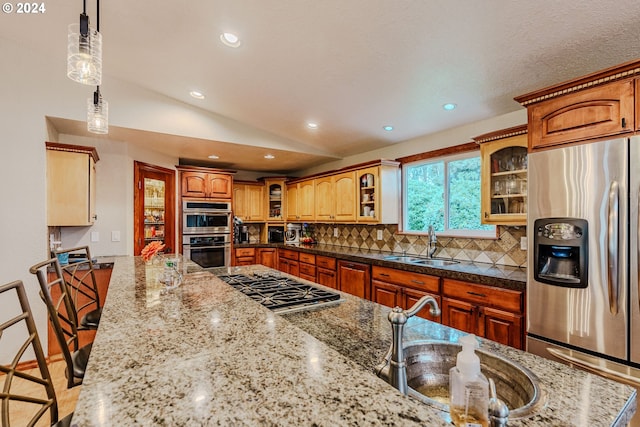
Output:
[71, 257, 636, 426]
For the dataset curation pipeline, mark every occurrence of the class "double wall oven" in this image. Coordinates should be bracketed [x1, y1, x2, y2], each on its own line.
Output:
[182, 200, 232, 268]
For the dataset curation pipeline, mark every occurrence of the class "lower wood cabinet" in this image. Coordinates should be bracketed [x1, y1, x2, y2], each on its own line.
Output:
[371, 266, 441, 322]
[234, 247, 255, 266]
[316, 255, 337, 289]
[337, 260, 370, 300]
[256, 248, 277, 269]
[298, 252, 316, 282]
[441, 279, 524, 350]
[278, 249, 300, 277]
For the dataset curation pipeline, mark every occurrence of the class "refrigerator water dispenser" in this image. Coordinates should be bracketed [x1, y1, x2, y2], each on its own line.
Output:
[533, 218, 588, 288]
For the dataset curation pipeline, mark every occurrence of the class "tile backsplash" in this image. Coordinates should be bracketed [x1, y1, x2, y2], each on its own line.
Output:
[245, 223, 526, 268]
[309, 223, 527, 268]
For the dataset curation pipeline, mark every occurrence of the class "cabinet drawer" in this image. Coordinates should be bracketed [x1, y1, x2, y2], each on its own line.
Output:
[299, 263, 316, 277]
[299, 253, 316, 265]
[235, 248, 255, 257]
[442, 279, 523, 314]
[235, 256, 255, 266]
[316, 256, 336, 270]
[279, 249, 299, 261]
[372, 266, 440, 293]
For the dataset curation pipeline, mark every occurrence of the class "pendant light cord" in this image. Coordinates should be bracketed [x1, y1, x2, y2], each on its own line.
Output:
[96, 0, 99, 32]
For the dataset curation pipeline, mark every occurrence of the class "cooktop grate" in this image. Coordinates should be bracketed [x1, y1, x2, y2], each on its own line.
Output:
[217, 272, 341, 313]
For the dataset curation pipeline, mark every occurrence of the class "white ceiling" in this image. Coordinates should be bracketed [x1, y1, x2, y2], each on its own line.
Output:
[3, 1, 640, 172]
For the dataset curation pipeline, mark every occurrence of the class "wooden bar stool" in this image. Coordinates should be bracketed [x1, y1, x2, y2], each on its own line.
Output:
[0, 280, 73, 426]
[29, 258, 91, 389]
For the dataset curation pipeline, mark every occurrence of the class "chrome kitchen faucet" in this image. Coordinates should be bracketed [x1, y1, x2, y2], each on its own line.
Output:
[375, 295, 441, 395]
[427, 224, 437, 258]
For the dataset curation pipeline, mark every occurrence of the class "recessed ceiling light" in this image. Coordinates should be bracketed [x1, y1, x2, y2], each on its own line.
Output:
[443, 103, 457, 111]
[208, 154, 219, 159]
[190, 90, 205, 99]
[383, 125, 394, 131]
[220, 32, 241, 48]
[307, 122, 318, 129]
[264, 154, 275, 159]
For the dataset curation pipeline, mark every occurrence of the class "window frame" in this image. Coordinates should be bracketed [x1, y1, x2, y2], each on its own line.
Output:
[401, 150, 496, 238]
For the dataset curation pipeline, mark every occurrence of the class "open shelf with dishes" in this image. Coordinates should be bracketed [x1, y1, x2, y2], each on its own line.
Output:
[477, 126, 528, 225]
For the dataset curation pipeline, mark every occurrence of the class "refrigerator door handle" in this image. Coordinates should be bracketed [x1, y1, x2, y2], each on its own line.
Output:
[547, 348, 640, 388]
[607, 181, 620, 315]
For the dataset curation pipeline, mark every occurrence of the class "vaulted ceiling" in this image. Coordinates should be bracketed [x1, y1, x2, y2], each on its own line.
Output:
[3, 1, 640, 172]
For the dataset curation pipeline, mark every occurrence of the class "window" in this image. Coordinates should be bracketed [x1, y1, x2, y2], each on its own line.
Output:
[403, 151, 495, 237]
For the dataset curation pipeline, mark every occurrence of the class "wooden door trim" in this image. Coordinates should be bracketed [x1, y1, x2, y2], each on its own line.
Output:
[133, 161, 176, 255]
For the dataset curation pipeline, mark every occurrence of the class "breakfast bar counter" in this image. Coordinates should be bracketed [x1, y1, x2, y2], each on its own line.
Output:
[71, 257, 636, 426]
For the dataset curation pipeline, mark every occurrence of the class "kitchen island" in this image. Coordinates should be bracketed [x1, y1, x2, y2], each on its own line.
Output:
[71, 257, 636, 426]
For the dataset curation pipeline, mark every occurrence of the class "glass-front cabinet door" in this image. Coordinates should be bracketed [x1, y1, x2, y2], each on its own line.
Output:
[265, 178, 286, 222]
[479, 130, 527, 225]
[143, 178, 166, 245]
[134, 161, 176, 255]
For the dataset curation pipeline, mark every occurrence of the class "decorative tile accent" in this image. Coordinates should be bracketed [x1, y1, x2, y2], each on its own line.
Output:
[312, 224, 527, 268]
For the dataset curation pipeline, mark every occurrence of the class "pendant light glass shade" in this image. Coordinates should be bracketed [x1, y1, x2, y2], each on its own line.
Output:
[67, 17, 102, 85]
[87, 89, 108, 134]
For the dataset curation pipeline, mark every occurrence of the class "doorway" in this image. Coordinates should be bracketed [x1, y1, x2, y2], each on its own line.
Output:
[133, 161, 176, 255]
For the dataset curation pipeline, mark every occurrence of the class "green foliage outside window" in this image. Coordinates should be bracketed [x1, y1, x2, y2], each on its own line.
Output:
[405, 155, 493, 234]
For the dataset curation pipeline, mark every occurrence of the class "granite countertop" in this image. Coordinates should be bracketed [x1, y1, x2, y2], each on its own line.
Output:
[71, 258, 635, 426]
[235, 242, 527, 291]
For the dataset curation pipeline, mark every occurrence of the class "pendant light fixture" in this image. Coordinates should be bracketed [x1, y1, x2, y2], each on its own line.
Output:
[87, 87, 108, 134]
[84, 0, 108, 134]
[67, 0, 102, 85]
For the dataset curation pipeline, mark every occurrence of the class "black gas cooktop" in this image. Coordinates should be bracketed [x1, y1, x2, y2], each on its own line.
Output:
[217, 272, 342, 313]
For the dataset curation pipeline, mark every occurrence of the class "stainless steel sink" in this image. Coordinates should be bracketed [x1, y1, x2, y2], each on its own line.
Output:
[409, 258, 459, 267]
[382, 255, 423, 262]
[404, 341, 546, 420]
[382, 255, 459, 266]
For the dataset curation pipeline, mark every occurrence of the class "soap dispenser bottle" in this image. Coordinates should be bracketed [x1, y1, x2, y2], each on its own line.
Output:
[449, 334, 489, 427]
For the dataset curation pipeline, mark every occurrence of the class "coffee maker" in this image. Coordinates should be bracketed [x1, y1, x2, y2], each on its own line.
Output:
[533, 218, 588, 288]
[233, 217, 249, 244]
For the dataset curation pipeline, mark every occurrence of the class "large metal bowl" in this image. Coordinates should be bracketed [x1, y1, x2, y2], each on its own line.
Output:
[404, 341, 546, 420]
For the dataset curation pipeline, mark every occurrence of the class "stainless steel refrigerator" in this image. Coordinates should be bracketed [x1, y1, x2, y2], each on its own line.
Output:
[527, 136, 640, 388]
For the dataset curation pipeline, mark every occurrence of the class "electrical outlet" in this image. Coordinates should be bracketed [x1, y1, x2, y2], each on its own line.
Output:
[377, 229, 383, 240]
[333, 227, 339, 237]
[111, 231, 121, 242]
[90, 231, 99, 242]
[520, 236, 527, 250]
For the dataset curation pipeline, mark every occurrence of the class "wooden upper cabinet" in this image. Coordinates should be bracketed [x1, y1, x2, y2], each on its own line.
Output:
[286, 183, 299, 221]
[233, 183, 264, 222]
[285, 180, 314, 221]
[515, 60, 640, 150]
[207, 174, 233, 198]
[476, 127, 528, 226]
[298, 180, 315, 221]
[180, 169, 233, 198]
[314, 172, 356, 222]
[527, 80, 634, 149]
[181, 172, 208, 198]
[334, 172, 357, 222]
[314, 177, 334, 221]
[46, 142, 98, 226]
